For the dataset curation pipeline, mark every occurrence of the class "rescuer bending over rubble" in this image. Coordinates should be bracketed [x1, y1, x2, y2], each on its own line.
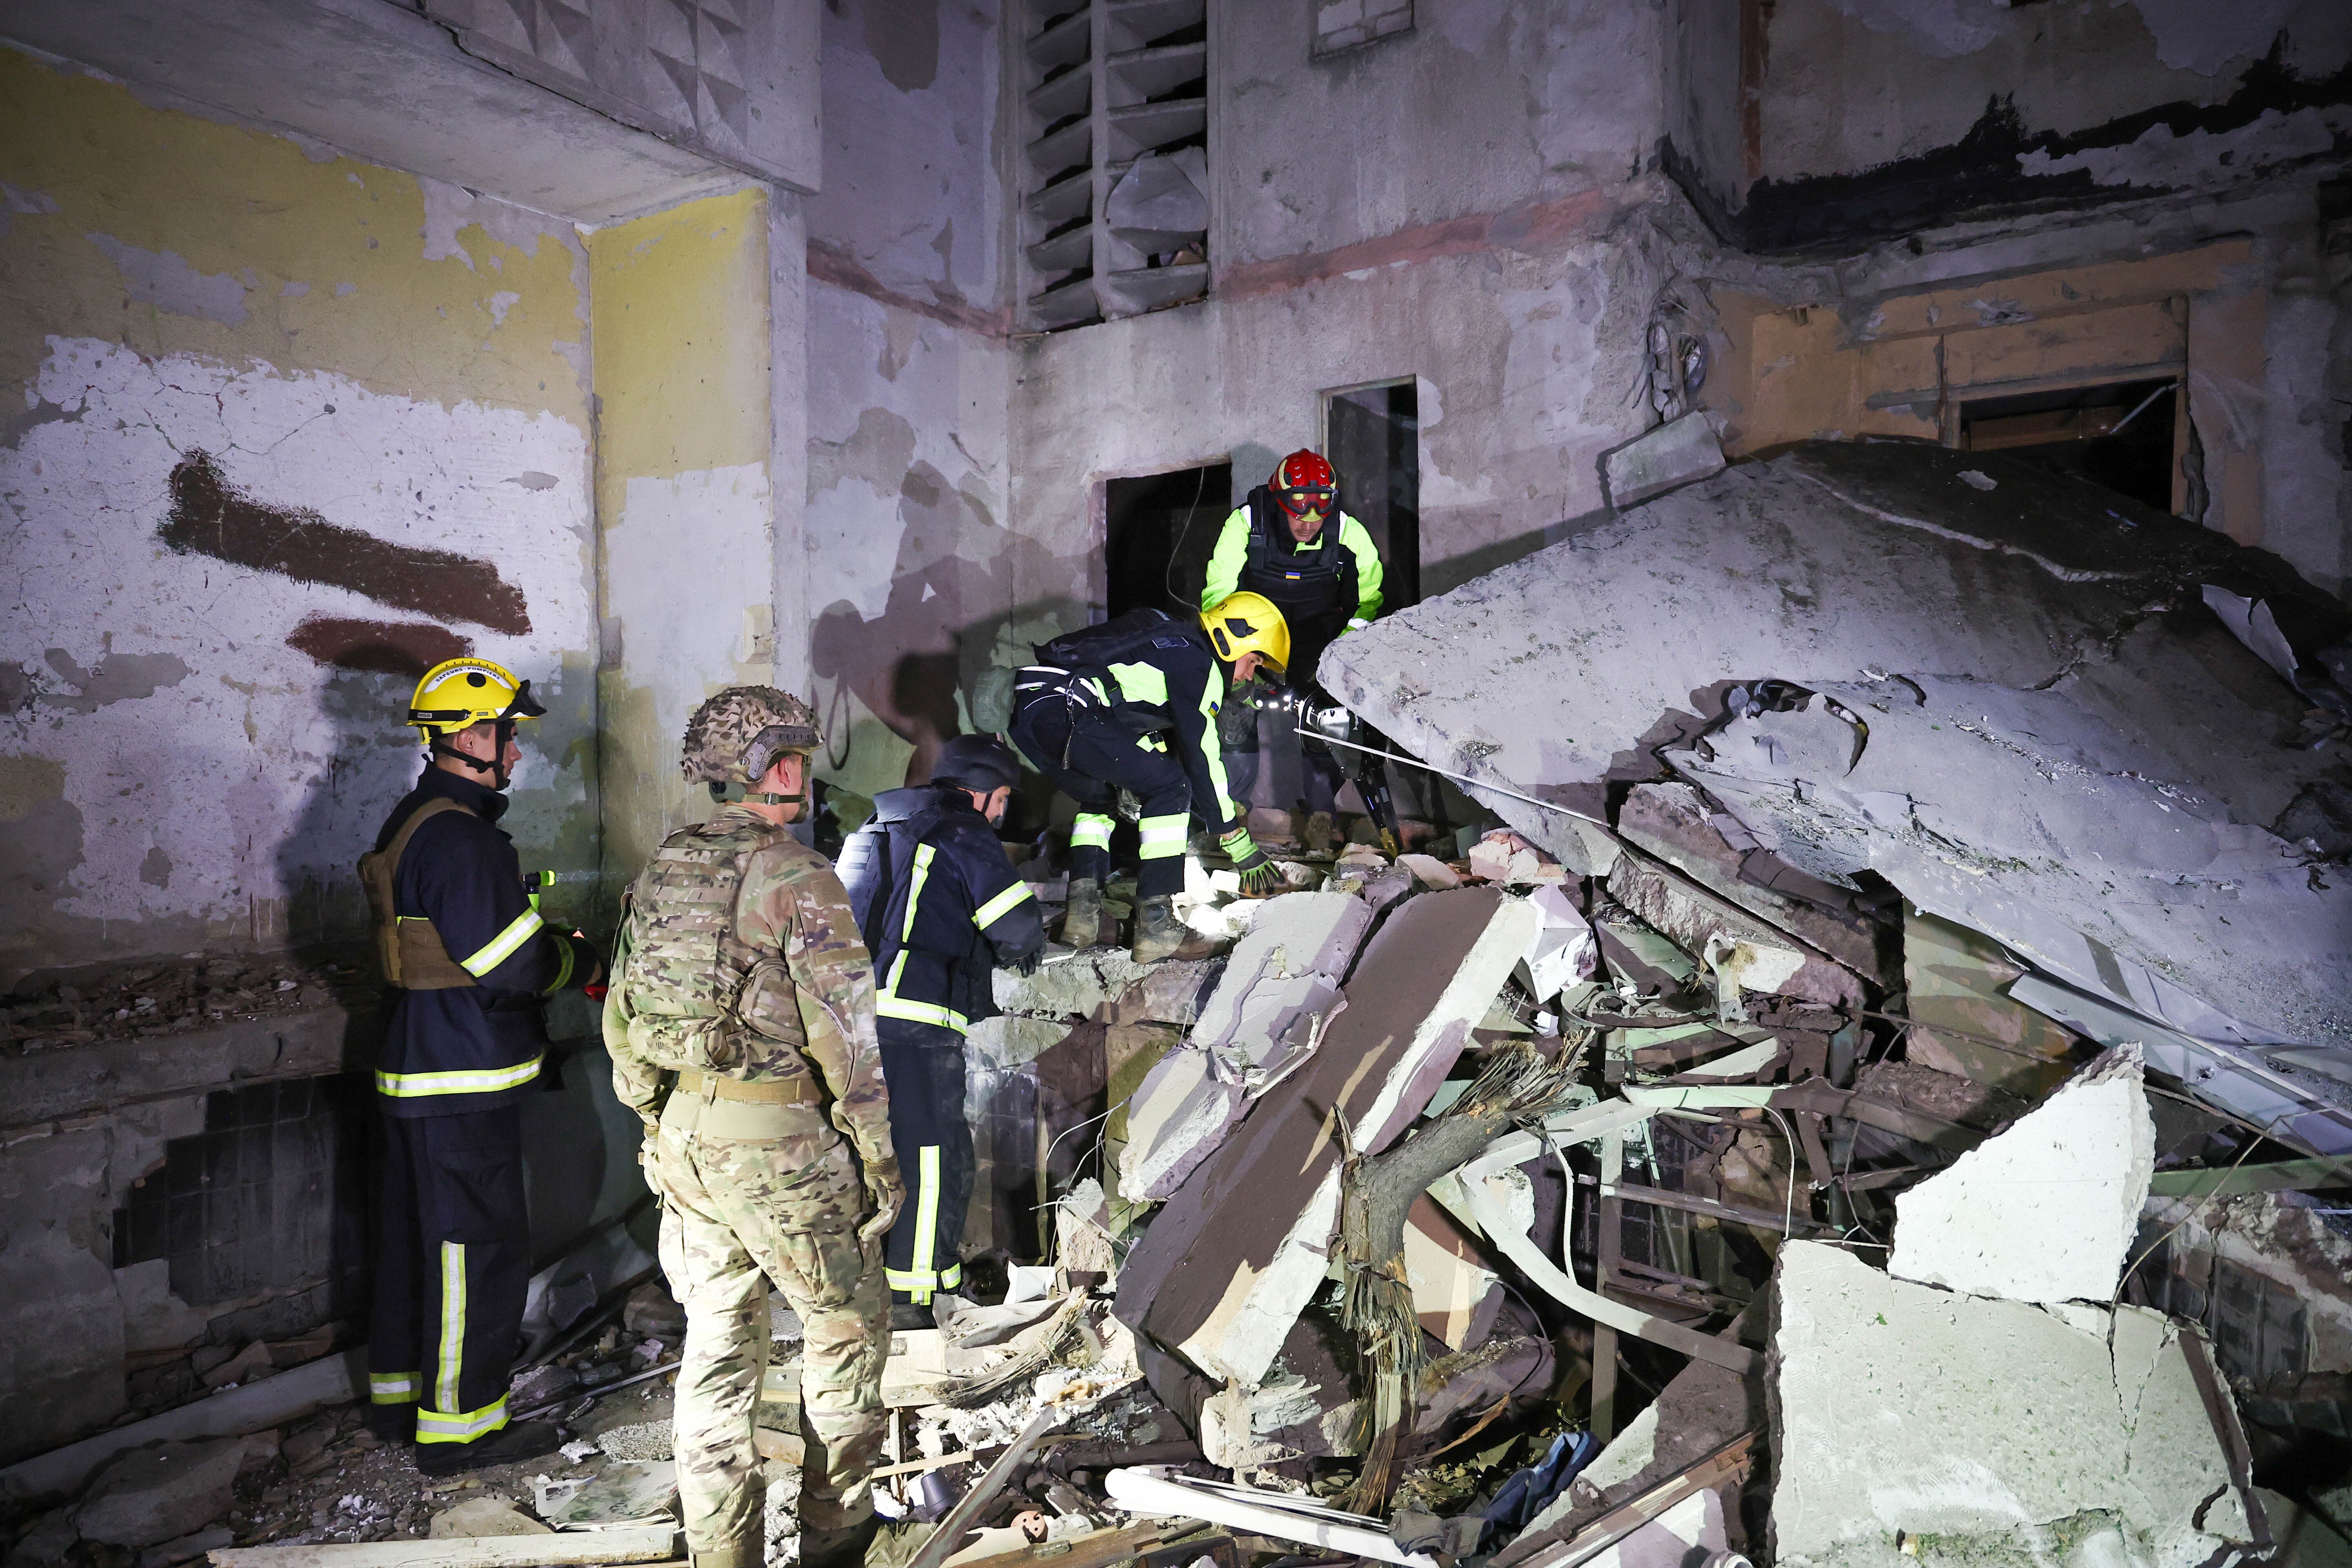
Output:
[603, 688, 901, 1568]
[1203, 448, 1385, 855]
[837, 733, 1044, 1327]
[1008, 593, 1290, 962]
[361, 657, 603, 1475]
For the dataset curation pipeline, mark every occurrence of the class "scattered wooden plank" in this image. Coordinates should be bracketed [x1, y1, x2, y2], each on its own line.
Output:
[207, 1522, 679, 1565]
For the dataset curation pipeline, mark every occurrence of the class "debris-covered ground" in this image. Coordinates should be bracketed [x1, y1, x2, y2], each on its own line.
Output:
[8, 441, 2352, 1568]
[2, 955, 366, 1056]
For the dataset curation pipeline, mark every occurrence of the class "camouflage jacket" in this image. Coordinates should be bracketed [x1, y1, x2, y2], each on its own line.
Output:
[603, 807, 892, 1168]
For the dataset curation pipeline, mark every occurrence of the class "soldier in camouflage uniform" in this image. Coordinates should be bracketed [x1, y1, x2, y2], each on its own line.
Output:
[604, 688, 902, 1568]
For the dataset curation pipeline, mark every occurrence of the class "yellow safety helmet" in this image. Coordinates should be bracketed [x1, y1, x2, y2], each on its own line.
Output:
[1200, 592, 1289, 675]
[407, 657, 545, 788]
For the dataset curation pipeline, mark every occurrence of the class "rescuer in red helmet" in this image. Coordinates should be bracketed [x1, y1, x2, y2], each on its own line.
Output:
[1200, 449, 1385, 853]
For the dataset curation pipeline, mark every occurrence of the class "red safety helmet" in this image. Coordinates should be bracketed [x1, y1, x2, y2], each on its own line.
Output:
[1270, 449, 1337, 524]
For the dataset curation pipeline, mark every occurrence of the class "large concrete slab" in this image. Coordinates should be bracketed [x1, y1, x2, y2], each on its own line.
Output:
[1322, 441, 2352, 1144]
[1771, 1241, 2256, 1568]
[1118, 892, 1374, 1202]
[1115, 887, 1539, 1387]
[1892, 1046, 2154, 1305]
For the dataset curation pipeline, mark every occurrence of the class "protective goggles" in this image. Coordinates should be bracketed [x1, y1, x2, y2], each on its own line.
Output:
[1276, 485, 1336, 515]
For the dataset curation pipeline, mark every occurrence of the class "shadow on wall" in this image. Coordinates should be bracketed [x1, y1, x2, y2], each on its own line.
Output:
[274, 621, 473, 961]
[812, 467, 1092, 786]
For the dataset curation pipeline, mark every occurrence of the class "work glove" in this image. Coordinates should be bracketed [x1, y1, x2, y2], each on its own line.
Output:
[858, 1154, 906, 1242]
[1221, 828, 1283, 898]
[1218, 679, 1269, 748]
[1001, 947, 1042, 978]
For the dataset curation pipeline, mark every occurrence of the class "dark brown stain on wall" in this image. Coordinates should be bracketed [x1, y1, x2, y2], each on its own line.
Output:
[286, 617, 474, 677]
[161, 450, 531, 634]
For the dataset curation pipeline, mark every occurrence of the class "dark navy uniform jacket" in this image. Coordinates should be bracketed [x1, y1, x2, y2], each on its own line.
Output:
[372, 766, 593, 1117]
[838, 783, 1044, 1042]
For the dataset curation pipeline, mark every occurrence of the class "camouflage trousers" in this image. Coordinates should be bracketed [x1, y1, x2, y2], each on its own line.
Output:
[653, 1119, 888, 1568]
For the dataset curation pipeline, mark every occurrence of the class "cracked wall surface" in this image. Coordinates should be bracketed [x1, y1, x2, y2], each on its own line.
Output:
[0, 47, 599, 985]
[587, 188, 779, 896]
[1011, 0, 1672, 620]
[799, 0, 1021, 802]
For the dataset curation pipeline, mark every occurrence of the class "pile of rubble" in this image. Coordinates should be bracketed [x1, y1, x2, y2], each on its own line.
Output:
[10, 439, 2352, 1568]
[2, 956, 358, 1056]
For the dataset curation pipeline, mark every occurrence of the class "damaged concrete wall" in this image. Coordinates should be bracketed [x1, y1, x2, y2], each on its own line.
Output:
[1010, 0, 1670, 613]
[0, 47, 600, 984]
[799, 0, 1018, 799]
[1668, 0, 2352, 253]
[588, 188, 780, 893]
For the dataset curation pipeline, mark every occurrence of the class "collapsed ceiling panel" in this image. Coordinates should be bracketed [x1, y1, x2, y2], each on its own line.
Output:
[1322, 441, 2352, 1151]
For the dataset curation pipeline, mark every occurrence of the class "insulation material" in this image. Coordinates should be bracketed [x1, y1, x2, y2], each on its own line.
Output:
[1104, 148, 1209, 254]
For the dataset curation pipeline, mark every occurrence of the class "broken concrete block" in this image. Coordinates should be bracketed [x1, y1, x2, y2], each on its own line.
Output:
[1892, 1045, 2154, 1304]
[964, 1014, 1074, 1071]
[198, 1341, 274, 1391]
[1468, 830, 1565, 886]
[1607, 849, 1860, 1013]
[1603, 411, 1724, 510]
[995, 950, 1219, 1025]
[1617, 783, 1897, 986]
[71, 1437, 249, 1549]
[1118, 891, 1375, 1203]
[1517, 884, 1597, 1003]
[1397, 853, 1461, 889]
[1770, 1241, 2256, 1568]
[1116, 887, 1538, 1387]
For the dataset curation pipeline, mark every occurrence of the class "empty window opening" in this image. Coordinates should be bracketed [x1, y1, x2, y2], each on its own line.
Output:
[1325, 379, 1421, 610]
[113, 1074, 371, 1316]
[1104, 462, 1233, 622]
[1958, 377, 2181, 515]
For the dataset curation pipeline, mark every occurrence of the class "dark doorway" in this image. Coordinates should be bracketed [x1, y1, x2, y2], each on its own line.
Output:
[1326, 381, 1421, 610]
[1960, 377, 2180, 514]
[1105, 462, 1232, 620]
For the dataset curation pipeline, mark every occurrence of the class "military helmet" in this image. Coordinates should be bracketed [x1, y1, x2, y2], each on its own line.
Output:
[681, 687, 824, 791]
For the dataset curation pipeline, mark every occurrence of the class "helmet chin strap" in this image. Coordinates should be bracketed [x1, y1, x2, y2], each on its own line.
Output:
[430, 719, 516, 790]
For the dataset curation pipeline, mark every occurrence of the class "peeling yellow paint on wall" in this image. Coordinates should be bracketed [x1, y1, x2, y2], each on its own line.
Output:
[587, 189, 771, 481]
[0, 47, 590, 423]
[588, 188, 774, 899]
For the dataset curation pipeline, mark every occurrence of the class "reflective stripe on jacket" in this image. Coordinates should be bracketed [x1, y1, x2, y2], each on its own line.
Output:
[371, 766, 588, 1115]
[839, 784, 1044, 1038]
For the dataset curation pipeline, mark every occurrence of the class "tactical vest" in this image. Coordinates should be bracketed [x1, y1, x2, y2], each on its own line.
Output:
[1239, 486, 1357, 624]
[615, 815, 815, 1080]
[359, 797, 477, 990]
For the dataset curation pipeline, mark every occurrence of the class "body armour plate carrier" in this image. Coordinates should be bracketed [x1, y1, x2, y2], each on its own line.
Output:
[1240, 486, 1357, 624]
[616, 817, 815, 1078]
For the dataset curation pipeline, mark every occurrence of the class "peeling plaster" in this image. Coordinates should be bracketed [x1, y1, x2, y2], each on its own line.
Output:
[2016, 104, 2352, 189]
[1826, 0, 2011, 60]
[2, 339, 592, 969]
[83, 232, 251, 325]
[2120, 0, 2305, 77]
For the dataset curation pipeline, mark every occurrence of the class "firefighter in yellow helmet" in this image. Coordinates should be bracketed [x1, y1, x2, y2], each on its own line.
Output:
[1005, 594, 1288, 962]
[360, 658, 602, 1474]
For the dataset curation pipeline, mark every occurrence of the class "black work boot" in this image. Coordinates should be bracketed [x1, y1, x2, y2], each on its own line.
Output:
[801, 1513, 880, 1568]
[1059, 877, 1104, 947]
[361, 1403, 416, 1444]
[1131, 896, 1215, 964]
[889, 1300, 935, 1331]
[414, 1419, 563, 1477]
